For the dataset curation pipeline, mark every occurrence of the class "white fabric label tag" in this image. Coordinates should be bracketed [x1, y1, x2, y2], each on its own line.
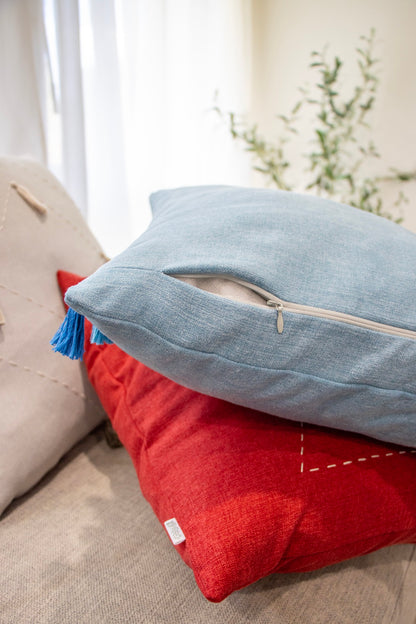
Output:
[164, 518, 186, 545]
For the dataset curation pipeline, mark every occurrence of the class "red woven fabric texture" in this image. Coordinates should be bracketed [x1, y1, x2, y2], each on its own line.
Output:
[57, 271, 416, 602]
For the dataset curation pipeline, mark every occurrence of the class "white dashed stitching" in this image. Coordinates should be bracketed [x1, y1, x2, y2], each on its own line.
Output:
[300, 423, 415, 474]
[300, 422, 304, 473]
[307, 449, 416, 472]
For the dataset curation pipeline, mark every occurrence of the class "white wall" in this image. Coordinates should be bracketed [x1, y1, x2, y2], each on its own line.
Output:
[250, 0, 416, 232]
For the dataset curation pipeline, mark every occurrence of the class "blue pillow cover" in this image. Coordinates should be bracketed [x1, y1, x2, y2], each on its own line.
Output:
[64, 186, 416, 446]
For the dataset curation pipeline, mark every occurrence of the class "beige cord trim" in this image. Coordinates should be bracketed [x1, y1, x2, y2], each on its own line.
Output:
[10, 181, 48, 215]
[19, 164, 108, 261]
[2, 165, 108, 262]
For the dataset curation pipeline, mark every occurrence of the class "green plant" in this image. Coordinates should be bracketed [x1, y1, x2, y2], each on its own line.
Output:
[215, 30, 416, 222]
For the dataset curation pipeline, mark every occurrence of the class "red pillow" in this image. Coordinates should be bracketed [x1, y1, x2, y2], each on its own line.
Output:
[58, 271, 416, 603]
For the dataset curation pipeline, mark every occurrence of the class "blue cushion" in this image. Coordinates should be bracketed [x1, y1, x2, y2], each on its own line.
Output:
[65, 186, 416, 446]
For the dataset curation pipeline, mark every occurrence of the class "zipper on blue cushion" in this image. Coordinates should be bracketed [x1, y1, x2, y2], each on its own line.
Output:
[170, 273, 416, 340]
[266, 301, 284, 333]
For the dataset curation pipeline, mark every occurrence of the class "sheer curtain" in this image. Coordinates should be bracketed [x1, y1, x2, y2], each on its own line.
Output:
[45, 0, 254, 256]
[0, 0, 47, 164]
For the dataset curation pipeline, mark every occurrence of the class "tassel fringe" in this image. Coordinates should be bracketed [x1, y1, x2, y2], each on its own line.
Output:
[51, 310, 113, 359]
[50, 308, 85, 360]
[91, 325, 113, 345]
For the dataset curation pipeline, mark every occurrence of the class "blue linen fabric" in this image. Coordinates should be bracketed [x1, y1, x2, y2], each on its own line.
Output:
[65, 186, 416, 446]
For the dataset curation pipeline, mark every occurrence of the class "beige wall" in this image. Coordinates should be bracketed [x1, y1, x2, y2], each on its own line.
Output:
[250, 0, 416, 232]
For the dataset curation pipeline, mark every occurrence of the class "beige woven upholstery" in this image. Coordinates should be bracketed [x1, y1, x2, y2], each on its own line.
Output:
[2, 430, 416, 624]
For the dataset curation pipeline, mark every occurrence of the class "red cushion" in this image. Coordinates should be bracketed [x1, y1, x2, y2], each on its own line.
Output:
[57, 271, 416, 602]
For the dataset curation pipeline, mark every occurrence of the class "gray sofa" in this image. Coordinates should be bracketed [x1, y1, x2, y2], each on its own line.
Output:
[2, 426, 416, 624]
[1, 157, 416, 623]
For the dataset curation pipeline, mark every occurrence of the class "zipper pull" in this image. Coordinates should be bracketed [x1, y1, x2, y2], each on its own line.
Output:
[267, 301, 284, 334]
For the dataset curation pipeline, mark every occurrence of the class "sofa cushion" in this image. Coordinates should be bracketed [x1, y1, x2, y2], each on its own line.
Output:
[0, 158, 106, 515]
[58, 271, 416, 602]
[62, 186, 416, 447]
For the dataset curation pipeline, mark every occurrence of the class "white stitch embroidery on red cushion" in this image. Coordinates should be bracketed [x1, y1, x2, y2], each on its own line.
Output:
[308, 449, 413, 472]
[301, 423, 415, 473]
[300, 422, 304, 473]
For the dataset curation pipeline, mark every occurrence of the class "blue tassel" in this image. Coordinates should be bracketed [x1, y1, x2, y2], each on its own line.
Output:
[50, 307, 85, 360]
[90, 325, 113, 345]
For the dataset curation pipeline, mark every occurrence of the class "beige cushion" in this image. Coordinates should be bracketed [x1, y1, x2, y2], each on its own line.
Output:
[2, 431, 416, 623]
[0, 156, 106, 515]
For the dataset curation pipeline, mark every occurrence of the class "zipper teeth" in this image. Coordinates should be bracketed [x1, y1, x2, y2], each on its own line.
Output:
[171, 273, 416, 340]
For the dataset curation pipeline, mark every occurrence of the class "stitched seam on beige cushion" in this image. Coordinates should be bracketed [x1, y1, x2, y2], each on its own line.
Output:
[0, 283, 62, 317]
[49, 207, 104, 256]
[2, 166, 102, 259]
[18, 163, 107, 259]
[19, 164, 73, 201]
[0, 181, 12, 232]
[0, 356, 100, 405]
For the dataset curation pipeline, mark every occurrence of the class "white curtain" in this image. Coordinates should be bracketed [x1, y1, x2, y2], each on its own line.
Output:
[45, 0, 253, 256]
[0, 0, 47, 164]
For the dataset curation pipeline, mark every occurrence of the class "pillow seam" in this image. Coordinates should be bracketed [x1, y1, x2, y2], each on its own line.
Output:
[85, 312, 416, 398]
